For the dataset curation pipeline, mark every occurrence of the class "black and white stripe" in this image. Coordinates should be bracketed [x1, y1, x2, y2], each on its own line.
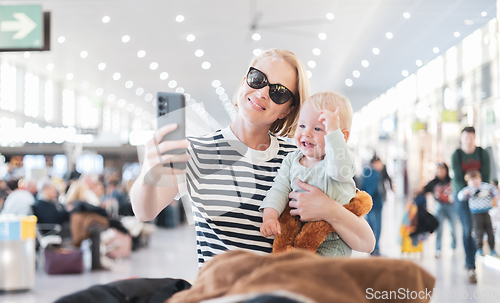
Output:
[184, 127, 295, 266]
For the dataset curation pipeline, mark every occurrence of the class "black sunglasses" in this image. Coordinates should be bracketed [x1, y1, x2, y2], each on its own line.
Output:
[246, 67, 295, 105]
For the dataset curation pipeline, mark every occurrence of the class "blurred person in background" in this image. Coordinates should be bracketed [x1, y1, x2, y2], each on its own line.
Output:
[0, 179, 10, 211]
[64, 181, 90, 211]
[451, 126, 490, 284]
[79, 174, 101, 206]
[32, 179, 69, 225]
[0, 179, 35, 216]
[19, 177, 38, 199]
[360, 157, 384, 256]
[422, 163, 456, 258]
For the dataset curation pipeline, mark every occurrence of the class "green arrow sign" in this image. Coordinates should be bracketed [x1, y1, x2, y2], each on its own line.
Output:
[0, 5, 43, 50]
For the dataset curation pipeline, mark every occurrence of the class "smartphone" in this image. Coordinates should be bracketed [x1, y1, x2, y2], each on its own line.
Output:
[156, 92, 186, 169]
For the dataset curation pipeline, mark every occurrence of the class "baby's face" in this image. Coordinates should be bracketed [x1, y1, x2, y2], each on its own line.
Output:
[294, 102, 326, 161]
[468, 177, 482, 188]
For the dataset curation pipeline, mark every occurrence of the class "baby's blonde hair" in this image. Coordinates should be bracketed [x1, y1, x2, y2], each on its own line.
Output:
[305, 91, 353, 132]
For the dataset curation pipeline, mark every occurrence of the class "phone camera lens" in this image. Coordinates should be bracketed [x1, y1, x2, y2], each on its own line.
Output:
[158, 104, 165, 110]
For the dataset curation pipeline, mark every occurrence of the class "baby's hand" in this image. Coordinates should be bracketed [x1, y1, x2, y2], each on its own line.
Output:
[260, 219, 281, 237]
[318, 107, 340, 134]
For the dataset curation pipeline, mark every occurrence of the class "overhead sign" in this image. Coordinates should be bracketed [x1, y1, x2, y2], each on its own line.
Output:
[0, 5, 50, 51]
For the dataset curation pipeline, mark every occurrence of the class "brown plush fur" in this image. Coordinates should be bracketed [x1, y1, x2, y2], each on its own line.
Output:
[272, 189, 373, 254]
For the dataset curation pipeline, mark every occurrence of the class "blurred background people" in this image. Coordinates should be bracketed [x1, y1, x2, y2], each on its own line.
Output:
[422, 163, 456, 258]
[0, 179, 35, 216]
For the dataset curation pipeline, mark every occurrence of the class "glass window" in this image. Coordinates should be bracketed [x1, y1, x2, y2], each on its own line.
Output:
[62, 89, 75, 127]
[23, 155, 46, 170]
[24, 73, 40, 118]
[44, 81, 54, 122]
[0, 62, 17, 112]
[52, 154, 68, 178]
[76, 153, 103, 174]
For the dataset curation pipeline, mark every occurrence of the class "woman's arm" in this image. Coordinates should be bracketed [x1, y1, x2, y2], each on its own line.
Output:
[130, 124, 190, 222]
[288, 179, 375, 253]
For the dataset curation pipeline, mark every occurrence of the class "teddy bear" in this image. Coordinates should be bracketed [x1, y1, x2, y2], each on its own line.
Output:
[272, 189, 373, 254]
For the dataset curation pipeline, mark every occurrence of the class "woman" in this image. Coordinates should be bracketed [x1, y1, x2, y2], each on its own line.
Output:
[423, 163, 457, 258]
[130, 49, 375, 266]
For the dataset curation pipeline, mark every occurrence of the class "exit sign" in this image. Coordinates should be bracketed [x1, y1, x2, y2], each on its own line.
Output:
[0, 5, 50, 51]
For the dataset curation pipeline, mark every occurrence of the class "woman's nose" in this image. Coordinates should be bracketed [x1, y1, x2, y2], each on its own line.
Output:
[256, 85, 270, 99]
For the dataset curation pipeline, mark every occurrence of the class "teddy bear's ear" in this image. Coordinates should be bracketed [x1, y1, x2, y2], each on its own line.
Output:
[355, 188, 360, 193]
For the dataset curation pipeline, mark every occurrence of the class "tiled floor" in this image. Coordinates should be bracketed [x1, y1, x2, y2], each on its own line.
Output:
[1, 193, 500, 302]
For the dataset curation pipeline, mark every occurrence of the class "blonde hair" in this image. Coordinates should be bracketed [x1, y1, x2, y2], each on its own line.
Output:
[233, 49, 310, 138]
[464, 170, 481, 182]
[64, 180, 88, 206]
[306, 91, 353, 132]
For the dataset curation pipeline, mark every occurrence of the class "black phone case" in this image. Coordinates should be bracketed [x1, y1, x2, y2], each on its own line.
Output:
[156, 92, 186, 169]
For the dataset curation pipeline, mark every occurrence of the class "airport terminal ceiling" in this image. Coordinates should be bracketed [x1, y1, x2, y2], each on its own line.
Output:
[0, 0, 497, 154]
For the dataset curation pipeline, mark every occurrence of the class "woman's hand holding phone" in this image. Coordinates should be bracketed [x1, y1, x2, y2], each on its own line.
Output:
[142, 123, 190, 187]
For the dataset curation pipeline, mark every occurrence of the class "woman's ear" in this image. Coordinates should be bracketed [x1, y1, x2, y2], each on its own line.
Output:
[278, 105, 294, 120]
[341, 129, 350, 142]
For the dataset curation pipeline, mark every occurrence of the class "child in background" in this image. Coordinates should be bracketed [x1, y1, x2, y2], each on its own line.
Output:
[259, 91, 356, 257]
[458, 170, 498, 256]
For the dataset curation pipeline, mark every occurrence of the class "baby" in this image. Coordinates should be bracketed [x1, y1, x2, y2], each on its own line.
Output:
[260, 91, 356, 257]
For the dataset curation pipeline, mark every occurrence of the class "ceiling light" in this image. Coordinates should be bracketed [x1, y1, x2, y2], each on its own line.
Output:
[80, 51, 88, 59]
[318, 33, 327, 40]
[195, 49, 204, 57]
[361, 60, 369, 67]
[102, 16, 110, 23]
[372, 48, 380, 55]
[202, 62, 211, 69]
[57, 36, 65, 43]
[403, 12, 410, 19]
[481, 12, 487, 17]
[386, 32, 393, 39]
[168, 80, 177, 88]
[145, 94, 153, 102]
[212, 80, 221, 88]
[125, 81, 133, 89]
[345, 79, 353, 86]
[433, 47, 439, 54]
[47, 63, 54, 71]
[416, 60, 423, 67]
[107, 94, 116, 102]
[176, 87, 185, 93]
[96, 88, 104, 96]
[122, 35, 130, 43]
[113, 72, 121, 80]
[160, 72, 169, 80]
[326, 13, 334, 20]
[253, 49, 262, 56]
[150, 62, 158, 70]
[142, 111, 150, 120]
[312, 48, 321, 56]
[353, 70, 360, 78]
[135, 108, 143, 116]
[216, 87, 225, 95]
[219, 94, 228, 101]
[306, 71, 312, 78]
[307, 61, 316, 68]
[184, 93, 191, 100]
[82, 81, 90, 89]
[464, 19, 474, 25]
[136, 88, 144, 96]
[402, 70, 409, 77]
[66, 73, 74, 81]
[118, 99, 126, 107]
[127, 104, 135, 112]
[252, 33, 261, 41]
[454, 32, 461, 38]
[176, 15, 185, 22]
[137, 50, 146, 58]
[23, 52, 30, 58]
[186, 34, 195, 42]
[98, 63, 106, 70]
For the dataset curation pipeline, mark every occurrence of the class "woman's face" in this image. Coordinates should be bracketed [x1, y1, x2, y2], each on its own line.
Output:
[236, 56, 297, 129]
[436, 166, 447, 179]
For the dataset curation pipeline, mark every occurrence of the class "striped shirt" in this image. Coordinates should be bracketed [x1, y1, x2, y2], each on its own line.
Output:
[181, 127, 296, 266]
